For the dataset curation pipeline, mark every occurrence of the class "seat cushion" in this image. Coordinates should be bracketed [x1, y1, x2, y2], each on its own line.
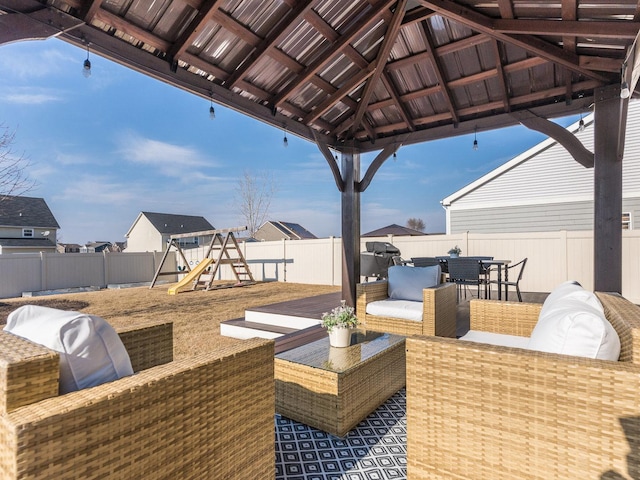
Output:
[460, 330, 531, 349]
[366, 299, 423, 321]
[528, 298, 620, 361]
[5, 305, 134, 394]
[387, 265, 440, 302]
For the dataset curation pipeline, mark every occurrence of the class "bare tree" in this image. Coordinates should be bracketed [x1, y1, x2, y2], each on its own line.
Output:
[233, 170, 278, 237]
[407, 217, 425, 232]
[0, 124, 36, 199]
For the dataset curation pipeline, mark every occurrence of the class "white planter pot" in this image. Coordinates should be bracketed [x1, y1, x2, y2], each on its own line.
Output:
[449, 253, 459, 258]
[328, 326, 353, 348]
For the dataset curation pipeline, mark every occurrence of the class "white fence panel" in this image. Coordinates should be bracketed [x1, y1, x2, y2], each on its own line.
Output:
[44, 253, 105, 290]
[0, 254, 43, 298]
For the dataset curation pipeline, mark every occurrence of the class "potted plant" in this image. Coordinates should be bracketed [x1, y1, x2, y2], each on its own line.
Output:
[321, 300, 359, 348]
[448, 245, 462, 258]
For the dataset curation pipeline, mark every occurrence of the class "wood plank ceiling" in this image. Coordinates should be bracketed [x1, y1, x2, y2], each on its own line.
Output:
[1, 0, 639, 153]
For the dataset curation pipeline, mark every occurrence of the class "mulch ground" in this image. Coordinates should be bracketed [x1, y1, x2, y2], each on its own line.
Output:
[0, 281, 340, 359]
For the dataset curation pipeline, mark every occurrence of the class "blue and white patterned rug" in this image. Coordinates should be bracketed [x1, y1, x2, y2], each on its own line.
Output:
[275, 389, 407, 480]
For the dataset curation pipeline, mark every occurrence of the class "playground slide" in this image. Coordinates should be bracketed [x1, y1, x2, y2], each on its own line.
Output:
[168, 258, 214, 295]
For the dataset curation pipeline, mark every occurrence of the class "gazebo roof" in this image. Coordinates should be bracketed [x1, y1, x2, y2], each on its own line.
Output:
[2, 0, 639, 153]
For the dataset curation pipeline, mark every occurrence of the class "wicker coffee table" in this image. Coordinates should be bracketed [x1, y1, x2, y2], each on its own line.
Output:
[274, 330, 406, 437]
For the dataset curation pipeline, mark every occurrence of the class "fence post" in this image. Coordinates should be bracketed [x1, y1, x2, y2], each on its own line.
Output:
[282, 239, 287, 282]
[40, 251, 46, 291]
[103, 251, 109, 287]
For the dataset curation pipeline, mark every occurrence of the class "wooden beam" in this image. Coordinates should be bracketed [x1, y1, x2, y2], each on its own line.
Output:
[419, 18, 459, 124]
[496, 0, 514, 19]
[492, 40, 511, 112]
[225, 0, 317, 89]
[340, 150, 361, 307]
[511, 110, 594, 168]
[493, 19, 640, 39]
[92, 9, 171, 51]
[0, 6, 84, 44]
[313, 132, 345, 192]
[358, 143, 398, 192]
[350, 0, 407, 134]
[167, 0, 222, 61]
[417, 0, 610, 83]
[272, 0, 397, 107]
[593, 84, 627, 293]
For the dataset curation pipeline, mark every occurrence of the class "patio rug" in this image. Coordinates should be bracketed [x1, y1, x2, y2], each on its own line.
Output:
[275, 388, 407, 480]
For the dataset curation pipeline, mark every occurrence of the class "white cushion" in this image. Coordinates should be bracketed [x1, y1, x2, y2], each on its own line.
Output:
[460, 330, 531, 349]
[366, 299, 423, 321]
[5, 305, 134, 394]
[528, 298, 620, 360]
[387, 265, 440, 302]
[539, 280, 604, 319]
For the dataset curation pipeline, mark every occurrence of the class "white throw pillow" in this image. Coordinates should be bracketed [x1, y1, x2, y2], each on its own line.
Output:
[5, 305, 134, 394]
[387, 265, 440, 302]
[366, 299, 424, 321]
[528, 298, 620, 360]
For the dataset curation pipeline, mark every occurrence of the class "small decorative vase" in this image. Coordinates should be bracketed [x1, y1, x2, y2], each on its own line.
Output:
[328, 326, 353, 348]
[450, 253, 459, 258]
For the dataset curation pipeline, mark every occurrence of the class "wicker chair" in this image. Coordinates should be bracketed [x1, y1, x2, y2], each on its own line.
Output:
[406, 292, 640, 479]
[0, 320, 275, 480]
[356, 281, 457, 337]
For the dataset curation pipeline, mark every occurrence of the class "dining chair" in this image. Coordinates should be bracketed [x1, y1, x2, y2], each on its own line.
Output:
[447, 257, 484, 302]
[490, 257, 528, 301]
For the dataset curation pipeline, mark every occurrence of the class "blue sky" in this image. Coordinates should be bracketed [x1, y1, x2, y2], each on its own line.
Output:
[0, 38, 576, 245]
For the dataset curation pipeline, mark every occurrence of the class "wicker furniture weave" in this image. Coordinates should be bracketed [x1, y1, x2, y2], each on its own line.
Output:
[406, 292, 640, 479]
[356, 281, 457, 337]
[275, 331, 405, 437]
[0, 320, 275, 480]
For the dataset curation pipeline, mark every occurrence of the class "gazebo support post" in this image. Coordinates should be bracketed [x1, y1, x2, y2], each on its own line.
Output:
[593, 84, 628, 293]
[341, 149, 361, 306]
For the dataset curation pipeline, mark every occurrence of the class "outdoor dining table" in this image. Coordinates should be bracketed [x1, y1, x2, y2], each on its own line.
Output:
[433, 257, 512, 300]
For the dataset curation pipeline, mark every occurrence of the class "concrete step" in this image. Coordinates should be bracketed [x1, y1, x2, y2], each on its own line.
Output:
[220, 318, 298, 340]
[243, 310, 322, 329]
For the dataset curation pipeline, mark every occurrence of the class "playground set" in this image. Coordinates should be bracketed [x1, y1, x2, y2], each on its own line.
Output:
[150, 226, 255, 294]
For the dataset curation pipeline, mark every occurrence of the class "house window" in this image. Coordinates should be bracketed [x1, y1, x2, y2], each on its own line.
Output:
[22, 228, 34, 238]
[622, 212, 632, 230]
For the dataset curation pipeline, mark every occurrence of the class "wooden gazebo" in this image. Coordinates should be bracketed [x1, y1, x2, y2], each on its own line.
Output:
[2, 0, 639, 304]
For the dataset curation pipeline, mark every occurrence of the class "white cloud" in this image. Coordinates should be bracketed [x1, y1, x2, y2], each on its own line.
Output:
[1, 88, 62, 104]
[117, 131, 217, 178]
[0, 46, 75, 79]
[55, 175, 138, 205]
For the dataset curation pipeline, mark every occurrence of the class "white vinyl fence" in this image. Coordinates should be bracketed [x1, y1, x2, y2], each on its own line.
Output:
[1, 231, 639, 303]
[0, 251, 175, 299]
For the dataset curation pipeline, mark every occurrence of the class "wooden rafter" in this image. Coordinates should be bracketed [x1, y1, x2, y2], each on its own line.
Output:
[418, 0, 611, 83]
[492, 40, 511, 112]
[381, 71, 415, 130]
[562, 0, 578, 103]
[225, 0, 317, 89]
[493, 19, 639, 39]
[79, 0, 102, 23]
[272, 0, 397, 108]
[303, 65, 376, 124]
[418, 18, 459, 124]
[167, 0, 222, 62]
[496, 0, 514, 19]
[349, 0, 407, 137]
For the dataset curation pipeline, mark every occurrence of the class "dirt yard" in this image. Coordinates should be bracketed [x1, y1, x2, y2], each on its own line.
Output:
[0, 281, 340, 359]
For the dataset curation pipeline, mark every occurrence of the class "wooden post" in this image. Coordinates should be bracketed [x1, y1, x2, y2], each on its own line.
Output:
[341, 150, 360, 306]
[593, 84, 628, 293]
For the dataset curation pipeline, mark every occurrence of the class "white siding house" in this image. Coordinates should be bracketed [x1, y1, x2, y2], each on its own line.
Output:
[125, 212, 214, 252]
[441, 100, 640, 234]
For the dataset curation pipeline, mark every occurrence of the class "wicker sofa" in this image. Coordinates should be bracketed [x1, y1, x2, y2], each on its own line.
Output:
[356, 280, 457, 337]
[406, 292, 640, 479]
[0, 320, 275, 480]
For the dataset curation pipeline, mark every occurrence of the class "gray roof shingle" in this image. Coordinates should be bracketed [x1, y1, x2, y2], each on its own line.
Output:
[142, 212, 214, 235]
[0, 195, 60, 229]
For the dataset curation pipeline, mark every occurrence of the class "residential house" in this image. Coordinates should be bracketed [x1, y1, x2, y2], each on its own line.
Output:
[57, 243, 82, 253]
[81, 241, 112, 253]
[125, 212, 214, 252]
[441, 100, 640, 234]
[0, 195, 59, 254]
[362, 224, 429, 237]
[253, 221, 317, 241]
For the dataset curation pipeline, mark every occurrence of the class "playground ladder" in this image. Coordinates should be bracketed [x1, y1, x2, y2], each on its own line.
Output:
[202, 231, 255, 290]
